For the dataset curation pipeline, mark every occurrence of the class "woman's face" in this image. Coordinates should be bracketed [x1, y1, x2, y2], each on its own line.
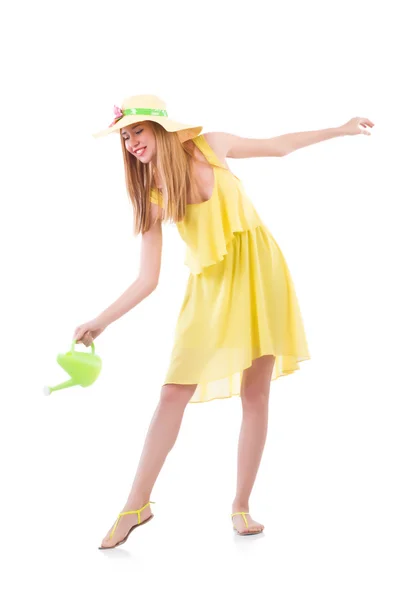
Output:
[121, 122, 156, 163]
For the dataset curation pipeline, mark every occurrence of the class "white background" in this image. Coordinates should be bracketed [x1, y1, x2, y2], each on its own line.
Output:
[1, 0, 396, 598]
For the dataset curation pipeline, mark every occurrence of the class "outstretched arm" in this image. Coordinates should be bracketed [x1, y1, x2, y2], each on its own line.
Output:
[73, 205, 163, 345]
[205, 117, 374, 159]
[94, 205, 163, 328]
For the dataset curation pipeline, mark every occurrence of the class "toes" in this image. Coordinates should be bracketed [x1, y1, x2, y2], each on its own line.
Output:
[243, 527, 263, 534]
[101, 536, 113, 547]
[232, 515, 264, 534]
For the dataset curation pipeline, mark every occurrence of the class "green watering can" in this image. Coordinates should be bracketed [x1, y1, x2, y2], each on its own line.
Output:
[43, 340, 102, 396]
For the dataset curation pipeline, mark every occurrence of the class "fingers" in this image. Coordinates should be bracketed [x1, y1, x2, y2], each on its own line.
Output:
[80, 332, 94, 347]
[361, 126, 372, 136]
[73, 326, 83, 342]
[355, 116, 374, 127]
[74, 329, 94, 347]
[358, 117, 374, 135]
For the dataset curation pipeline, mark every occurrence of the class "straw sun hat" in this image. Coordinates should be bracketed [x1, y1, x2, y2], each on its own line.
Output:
[93, 94, 202, 143]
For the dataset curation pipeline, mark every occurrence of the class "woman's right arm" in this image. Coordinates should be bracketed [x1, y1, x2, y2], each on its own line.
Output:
[95, 203, 163, 328]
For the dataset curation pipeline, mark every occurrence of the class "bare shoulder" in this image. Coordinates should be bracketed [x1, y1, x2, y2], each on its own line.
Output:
[148, 200, 164, 224]
[203, 132, 230, 162]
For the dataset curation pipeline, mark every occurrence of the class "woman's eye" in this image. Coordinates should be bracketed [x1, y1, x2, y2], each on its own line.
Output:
[123, 129, 143, 141]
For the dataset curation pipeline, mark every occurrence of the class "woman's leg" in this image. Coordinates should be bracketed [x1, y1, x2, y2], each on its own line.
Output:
[101, 383, 197, 547]
[231, 354, 275, 534]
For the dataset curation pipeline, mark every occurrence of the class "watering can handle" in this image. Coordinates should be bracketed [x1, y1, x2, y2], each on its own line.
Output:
[71, 340, 96, 354]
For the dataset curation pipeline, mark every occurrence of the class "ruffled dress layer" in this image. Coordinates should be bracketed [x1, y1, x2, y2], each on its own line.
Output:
[150, 134, 310, 403]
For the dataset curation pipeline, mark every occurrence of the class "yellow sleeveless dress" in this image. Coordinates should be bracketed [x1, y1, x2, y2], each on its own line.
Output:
[150, 134, 310, 404]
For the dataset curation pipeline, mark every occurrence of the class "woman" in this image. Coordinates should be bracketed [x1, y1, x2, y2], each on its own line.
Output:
[73, 94, 373, 548]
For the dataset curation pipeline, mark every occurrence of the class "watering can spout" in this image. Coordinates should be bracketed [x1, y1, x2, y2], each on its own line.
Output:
[43, 378, 78, 396]
[44, 340, 102, 396]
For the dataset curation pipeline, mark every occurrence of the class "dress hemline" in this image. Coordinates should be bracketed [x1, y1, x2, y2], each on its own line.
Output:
[163, 354, 311, 404]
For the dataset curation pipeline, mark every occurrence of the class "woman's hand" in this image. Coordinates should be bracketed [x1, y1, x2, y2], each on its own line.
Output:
[339, 117, 375, 136]
[73, 318, 107, 347]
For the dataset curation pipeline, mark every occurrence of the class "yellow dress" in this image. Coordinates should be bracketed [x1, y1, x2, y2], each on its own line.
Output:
[150, 134, 310, 404]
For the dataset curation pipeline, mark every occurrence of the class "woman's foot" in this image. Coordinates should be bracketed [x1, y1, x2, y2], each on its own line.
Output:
[99, 501, 153, 549]
[231, 505, 264, 535]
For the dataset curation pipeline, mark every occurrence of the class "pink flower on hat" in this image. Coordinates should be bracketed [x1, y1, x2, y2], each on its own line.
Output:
[108, 105, 124, 128]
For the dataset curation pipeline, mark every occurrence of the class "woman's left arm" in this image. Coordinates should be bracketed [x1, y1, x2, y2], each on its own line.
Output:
[207, 117, 375, 159]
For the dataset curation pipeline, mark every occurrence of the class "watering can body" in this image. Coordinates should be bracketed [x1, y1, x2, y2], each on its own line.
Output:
[44, 341, 102, 395]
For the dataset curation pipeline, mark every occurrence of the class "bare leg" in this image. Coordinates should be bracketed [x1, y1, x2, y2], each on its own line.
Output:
[100, 383, 197, 547]
[231, 354, 275, 534]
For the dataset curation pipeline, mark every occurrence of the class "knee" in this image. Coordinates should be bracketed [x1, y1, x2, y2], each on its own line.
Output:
[160, 383, 197, 408]
[241, 389, 269, 412]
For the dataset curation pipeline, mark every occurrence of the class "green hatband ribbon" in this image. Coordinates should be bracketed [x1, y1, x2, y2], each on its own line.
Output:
[123, 108, 168, 117]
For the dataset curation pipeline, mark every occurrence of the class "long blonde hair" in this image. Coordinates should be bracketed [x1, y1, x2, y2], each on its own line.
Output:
[120, 121, 227, 235]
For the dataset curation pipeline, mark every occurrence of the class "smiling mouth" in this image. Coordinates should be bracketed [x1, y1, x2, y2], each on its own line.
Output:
[134, 147, 147, 156]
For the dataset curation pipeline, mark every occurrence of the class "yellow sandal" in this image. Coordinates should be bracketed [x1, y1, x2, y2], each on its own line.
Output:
[231, 511, 264, 536]
[98, 501, 156, 549]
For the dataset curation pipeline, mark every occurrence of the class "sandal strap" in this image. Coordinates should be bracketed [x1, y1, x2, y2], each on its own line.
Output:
[231, 511, 249, 528]
[110, 501, 155, 539]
